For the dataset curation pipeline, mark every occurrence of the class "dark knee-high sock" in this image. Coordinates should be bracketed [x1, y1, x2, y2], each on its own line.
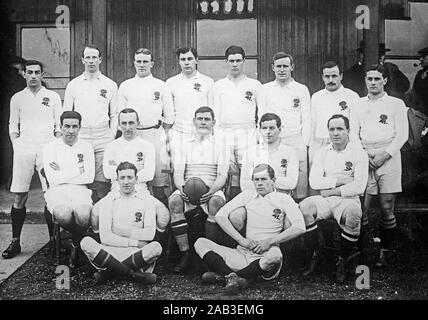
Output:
[305, 223, 322, 252]
[11, 206, 26, 239]
[43, 206, 54, 238]
[357, 225, 366, 252]
[93, 249, 131, 276]
[379, 216, 397, 249]
[236, 259, 264, 279]
[340, 236, 356, 259]
[122, 250, 150, 270]
[205, 220, 220, 242]
[202, 251, 234, 276]
[153, 228, 166, 244]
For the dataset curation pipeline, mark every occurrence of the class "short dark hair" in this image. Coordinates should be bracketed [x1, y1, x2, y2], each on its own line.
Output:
[365, 64, 388, 79]
[176, 47, 198, 59]
[252, 164, 275, 180]
[81, 44, 102, 58]
[116, 161, 138, 176]
[322, 60, 342, 74]
[259, 113, 282, 128]
[24, 60, 44, 73]
[119, 108, 139, 123]
[225, 45, 245, 60]
[272, 52, 294, 65]
[327, 114, 350, 130]
[60, 111, 82, 126]
[194, 106, 215, 121]
[135, 48, 153, 61]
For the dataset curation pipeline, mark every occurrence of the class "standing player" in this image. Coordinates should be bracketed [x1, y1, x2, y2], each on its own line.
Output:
[194, 164, 305, 295]
[258, 52, 311, 201]
[117, 48, 174, 207]
[94, 108, 170, 245]
[63, 44, 118, 203]
[43, 111, 95, 266]
[166, 47, 214, 153]
[2, 60, 62, 259]
[80, 162, 162, 285]
[310, 61, 360, 164]
[212, 45, 261, 199]
[354, 65, 409, 267]
[169, 107, 229, 274]
[299, 114, 368, 283]
[241, 113, 299, 194]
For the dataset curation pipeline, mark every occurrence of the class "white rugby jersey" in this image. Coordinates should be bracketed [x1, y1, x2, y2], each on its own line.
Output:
[9, 87, 62, 138]
[309, 142, 368, 197]
[216, 189, 305, 241]
[97, 189, 157, 247]
[63, 72, 118, 130]
[166, 71, 214, 134]
[354, 93, 409, 156]
[311, 86, 360, 142]
[173, 135, 230, 188]
[241, 141, 299, 191]
[43, 138, 95, 187]
[258, 79, 311, 146]
[103, 136, 156, 186]
[117, 74, 174, 128]
[212, 75, 261, 129]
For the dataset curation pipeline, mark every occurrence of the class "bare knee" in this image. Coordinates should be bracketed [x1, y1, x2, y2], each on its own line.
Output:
[342, 203, 362, 231]
[194, 237, 213, 257]
[208, 196, 225, 218]
[379, 195, 395, 213]
[156, 203, 170, 230]
[299, 198, 317, 223]
[261, 247, 282, 269]
[143, 241, 163, 262]
[74, 205, 92, 227]
[80, 236, 100, 260]
[168, 195, 184, 221]
[14, 193, 28, 209]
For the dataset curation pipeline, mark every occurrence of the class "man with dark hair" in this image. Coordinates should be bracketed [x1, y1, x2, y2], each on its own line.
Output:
[80, 161, 162, 285]
[259, 51, 311, 201]
[169, 106, 229, 274]
[2, 60, 62, 259]
[310, 60, 360, 169]
[343, 41, 366, 97]
[194, 164, 305, 295]
[63, 44, 118, 203]
[299, 114, 368, 282]
[117, 47, 174, 207]
[166, 47, 214, 154]
[354, 64, 408, 268]
[241, 113, 299, 194]
[212, 45, 261, 199]
[43, 110, 95, 267]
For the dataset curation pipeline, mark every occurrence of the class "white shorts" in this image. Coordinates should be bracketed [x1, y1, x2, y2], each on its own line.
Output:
[44, 184, 93, 213]
[10, 136, 54, 193]
[169, 189, 225, 215]
[310, 195, 361, 226]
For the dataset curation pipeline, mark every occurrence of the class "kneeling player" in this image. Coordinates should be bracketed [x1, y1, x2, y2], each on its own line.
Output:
[80, 162, 162, 285]
[299, 114, 368, 283]
[194, 164, 305, 295]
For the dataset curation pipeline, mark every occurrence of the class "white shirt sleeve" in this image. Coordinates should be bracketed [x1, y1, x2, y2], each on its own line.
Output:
[282, 194, 306, 231]
[109, 82, 119, 135]
[216, 190, 251, 219]
[301, 86, 312, 146]
[117, 82, 128, 112]
[385, 103, 409, 156]
[43, 143, 81, 186]
[309, 149, 337, 190]
[9, 94, 20, 135]
[99, 197, 131, 247]
[63, 81, 74, 111]
[162, 84, 175, 125]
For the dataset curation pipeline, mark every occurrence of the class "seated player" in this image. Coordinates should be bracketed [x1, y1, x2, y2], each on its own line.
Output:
[241, 112, 299, 195]
[90, 108, 170, 244]
[194, 164, 306, 295]
[299, 114, 368, 283]
[43, 111, 95, 267]
[80, 161, 162, 285]
[169, 106, 230, 274]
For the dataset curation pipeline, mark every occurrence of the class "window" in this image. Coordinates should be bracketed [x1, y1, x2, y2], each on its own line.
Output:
[196, 0, 258, 80]
[17, 24, 71, 100]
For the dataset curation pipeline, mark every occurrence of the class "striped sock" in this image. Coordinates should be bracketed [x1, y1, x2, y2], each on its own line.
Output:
[93, 249, 130, 276]
[202, 251, 234, 276]
[236, 260, 264, 279]
[171, 219, 190, 252]
[122, 250, 149, 270]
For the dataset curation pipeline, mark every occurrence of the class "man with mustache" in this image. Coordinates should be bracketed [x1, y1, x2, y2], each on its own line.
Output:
[117, 48, 174, 208]
[63, 44, 118, 204]
[310, 61, 360, 169]
[42, 111, 95, 267]
[2, 60, 62, 259]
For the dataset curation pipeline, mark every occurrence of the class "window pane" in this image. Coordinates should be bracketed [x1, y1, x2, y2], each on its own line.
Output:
[198, 59, 258, 81]
[197, 19, 257, 56]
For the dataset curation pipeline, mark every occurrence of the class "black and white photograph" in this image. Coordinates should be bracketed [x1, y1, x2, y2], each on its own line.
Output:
[0, 0, 427, 309]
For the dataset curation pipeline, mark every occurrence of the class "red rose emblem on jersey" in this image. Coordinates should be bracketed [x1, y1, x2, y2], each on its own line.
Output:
[272, 208, 284, 220]
[77, 153, 84, 163]
[193, 83, 201, 92]
[345, 161, 353, 171]
[379, 114, 388, 124]
[41, 97, 50, 107]
[339, 101, 348, 111]
[293, 98, 300, 108]
[136, 152, 144, 162]
[100, 89, 107, 98]
[244, 91, 253, 101]
[153, 91, 161, 101]
[134, 212, 143, 222]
